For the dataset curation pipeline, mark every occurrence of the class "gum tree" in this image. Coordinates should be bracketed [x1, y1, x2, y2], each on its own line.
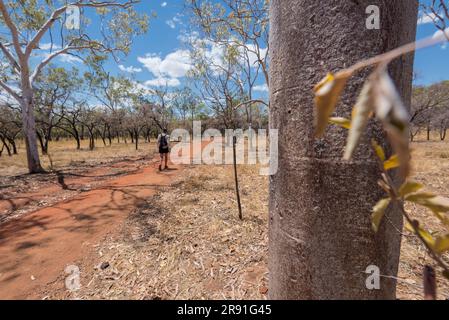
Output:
[0, 0, 148, 173]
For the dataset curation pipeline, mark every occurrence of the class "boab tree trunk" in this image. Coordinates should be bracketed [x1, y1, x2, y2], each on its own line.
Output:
[269, 0, 418, 299]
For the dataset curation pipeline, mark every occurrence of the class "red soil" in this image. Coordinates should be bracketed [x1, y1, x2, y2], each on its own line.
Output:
[0, 158, 181, 299]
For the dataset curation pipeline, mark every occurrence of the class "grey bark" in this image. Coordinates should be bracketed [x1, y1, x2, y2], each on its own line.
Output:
[269, 0, 418, 299]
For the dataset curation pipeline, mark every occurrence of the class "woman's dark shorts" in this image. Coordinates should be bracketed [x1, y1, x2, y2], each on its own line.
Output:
[159, 147, 169, 154]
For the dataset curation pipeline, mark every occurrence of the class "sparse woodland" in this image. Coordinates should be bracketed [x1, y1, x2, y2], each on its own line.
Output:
[1, 0, 449, 301]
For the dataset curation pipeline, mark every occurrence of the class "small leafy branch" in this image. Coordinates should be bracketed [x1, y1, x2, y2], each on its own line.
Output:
[313, 32, 449, 285]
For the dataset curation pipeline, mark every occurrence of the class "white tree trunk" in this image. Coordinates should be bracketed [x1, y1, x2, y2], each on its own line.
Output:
[21, 87, 43, 173]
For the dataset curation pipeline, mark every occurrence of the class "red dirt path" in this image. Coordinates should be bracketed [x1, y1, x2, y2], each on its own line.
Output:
[0, 158, 181, 299]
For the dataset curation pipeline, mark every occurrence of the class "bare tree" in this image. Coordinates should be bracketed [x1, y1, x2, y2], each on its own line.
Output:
[58, 100, 84, 149]
[34, 67, 80, 154]
[411, 81, 449, 141]
[187, 0, 269, 128]
[421, 0, 449, 41]
[0, 104, 21, 156]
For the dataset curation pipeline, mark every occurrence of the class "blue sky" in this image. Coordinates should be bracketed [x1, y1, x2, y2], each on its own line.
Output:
[415, 17, 449, 86]
[33, 0, 448, 92]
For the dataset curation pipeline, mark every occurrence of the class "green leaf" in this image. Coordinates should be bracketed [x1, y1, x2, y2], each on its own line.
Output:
[372, 140, 386, 162]
[328, 117, 351, 129]
[399, 181, 424, 197]
[314, 72, 351, 137]
[344, 81, 374, 160]
[372, 198, 390, 233]
[384, 154, 400, 171]
[434, 234, 449, 254]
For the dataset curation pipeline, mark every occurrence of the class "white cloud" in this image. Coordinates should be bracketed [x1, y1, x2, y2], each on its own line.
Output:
[58, 54, 83, 64]
[432, 27, 449, 49]
[144, 77, 180, 87]
[119, 64, 142, 73]
[179, 32, 267, 72]
[36, 43, 82, 64]
[243, 44, 268, 67]
[36, 51, 82, 65]
[433, 27, 449, 39]
[39, 42, 62, 50]
[161, 2, 167, 7]
[166, 13, 182, 29]
[177, 31, 199, 43]
[417, 12, 444, 25]
[166, 19, 176, 29]
[138, 49, 192, 79]
[253, 84, 268, 93]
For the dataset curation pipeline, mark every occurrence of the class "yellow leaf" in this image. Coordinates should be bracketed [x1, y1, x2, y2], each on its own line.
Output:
[371, 198, 390, 233]
[328, 117, 351, 129]
[405, 221, 415, 233]
[434, 234, 449, 254]
[406, 194, 449, 213]
[417, 226, 435, 249]
[371, 140, 386, 162]
[425, 196, 449, 213]
[314, 72, 351, 137]
[433, 211, 449, 227]
[399, 181, 424, 197]
[405, 192, 436, 202]
[344, 81, 374, 160]
[384, 154, 400, 171]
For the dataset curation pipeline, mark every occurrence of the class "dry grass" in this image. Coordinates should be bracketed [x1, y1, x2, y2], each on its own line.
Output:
[14, 135, 449, 300]
[47, 163, 269, 300]
[0, 139, 156, 176]
[397, 138, 449, 300]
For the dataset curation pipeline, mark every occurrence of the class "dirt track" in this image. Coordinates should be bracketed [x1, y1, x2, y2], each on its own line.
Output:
[0, 158, 181, 299]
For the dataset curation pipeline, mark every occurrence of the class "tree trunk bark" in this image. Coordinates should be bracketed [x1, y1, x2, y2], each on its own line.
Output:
[134, 130, 139, 150]
[73, 128, 81, 150]
[87, 127, 95, 150]
[441, 125, 447, 141]
[7, 137, 18, 155]
[0, 136, 11, 156]
[21, 91, 44, 173]
[269, 0, 418, 299]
